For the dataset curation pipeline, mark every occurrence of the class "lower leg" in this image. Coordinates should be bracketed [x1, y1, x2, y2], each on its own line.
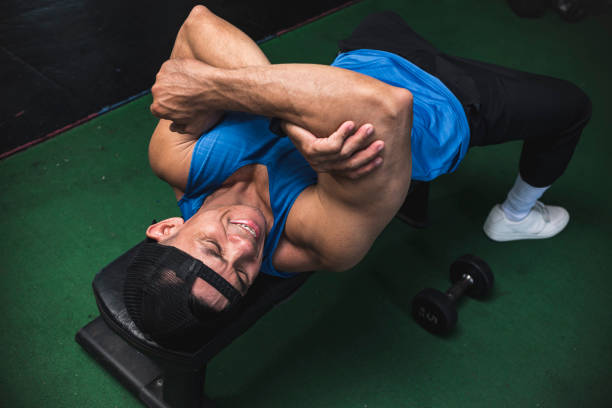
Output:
[460, 56, 591, 240]
[500, 97, 591, 222]
[500, 174, 549, 221]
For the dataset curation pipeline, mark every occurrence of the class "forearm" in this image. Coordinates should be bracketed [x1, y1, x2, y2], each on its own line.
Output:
[199, 63, 406, 138]
[190, 61, 413, 207]
[148, 6, 270, 191]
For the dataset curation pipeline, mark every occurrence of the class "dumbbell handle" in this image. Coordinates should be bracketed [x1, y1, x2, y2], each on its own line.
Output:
[446, 274, 474, 303]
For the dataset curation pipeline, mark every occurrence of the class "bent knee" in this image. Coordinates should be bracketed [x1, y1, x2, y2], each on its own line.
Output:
[576, 86, 592, 124]
[559, 79, 592, 124]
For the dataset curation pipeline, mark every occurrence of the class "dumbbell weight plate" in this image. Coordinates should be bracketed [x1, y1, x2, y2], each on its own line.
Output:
[412, 288, 458, 335]
[449, 254, 494, 299]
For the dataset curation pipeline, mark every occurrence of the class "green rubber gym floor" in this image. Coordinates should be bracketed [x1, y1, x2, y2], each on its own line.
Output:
[1, 0, 611, 406]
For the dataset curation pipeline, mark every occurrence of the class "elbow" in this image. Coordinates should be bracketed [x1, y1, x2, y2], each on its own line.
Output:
[186, 5, 213, 24]
[183, 6, 219, 38]
[387, 87, 413, 121]
[374, 87, 413, 144]
[364, 85, 412, 130]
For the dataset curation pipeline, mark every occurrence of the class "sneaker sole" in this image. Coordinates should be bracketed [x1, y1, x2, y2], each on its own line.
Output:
[484, 214, 570, 242]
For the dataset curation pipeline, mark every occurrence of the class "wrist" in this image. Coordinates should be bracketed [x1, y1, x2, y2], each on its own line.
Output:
[200, 64, 247, 111]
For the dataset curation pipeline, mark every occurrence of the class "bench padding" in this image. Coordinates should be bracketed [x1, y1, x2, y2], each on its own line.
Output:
[76, 239, 312, 406]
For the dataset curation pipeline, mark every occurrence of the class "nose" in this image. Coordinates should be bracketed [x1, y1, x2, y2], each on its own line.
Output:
[226, 226, 257, 258]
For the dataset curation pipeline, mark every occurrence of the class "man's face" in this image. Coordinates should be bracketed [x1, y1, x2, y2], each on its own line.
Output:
[148, 204, 267, 310]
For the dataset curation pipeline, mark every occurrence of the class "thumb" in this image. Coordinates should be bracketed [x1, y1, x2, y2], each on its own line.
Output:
[283, 122, 317, 147]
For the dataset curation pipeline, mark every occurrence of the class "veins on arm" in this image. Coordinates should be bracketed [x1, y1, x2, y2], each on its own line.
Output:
[201, 63, 403, 139]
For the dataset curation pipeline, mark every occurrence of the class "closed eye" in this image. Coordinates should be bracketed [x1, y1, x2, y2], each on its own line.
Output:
[234, 266, 248, 292]
[209, 240, 222, 256]
[200, 239, 223, 258]
[201, 239, 247, 291]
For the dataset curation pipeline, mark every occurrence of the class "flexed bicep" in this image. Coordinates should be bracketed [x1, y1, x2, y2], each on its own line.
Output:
[283, 90, 413, 273]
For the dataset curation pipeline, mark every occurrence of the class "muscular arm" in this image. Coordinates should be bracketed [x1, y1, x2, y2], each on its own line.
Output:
[149, 6, 382, 194]
[153, 61, 401, 140]
[246, 64, 413, 271]
[152, 59, 413, 271]
[148, 6, 271, 196]
[152, 60, 412, 203]
[149, 7, 412, 272]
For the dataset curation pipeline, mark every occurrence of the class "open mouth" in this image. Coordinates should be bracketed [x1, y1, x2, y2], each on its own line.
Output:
[229, 219, 260, 240]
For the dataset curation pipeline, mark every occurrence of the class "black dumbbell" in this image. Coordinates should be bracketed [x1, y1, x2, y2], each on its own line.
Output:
[412, 254, 494, 335]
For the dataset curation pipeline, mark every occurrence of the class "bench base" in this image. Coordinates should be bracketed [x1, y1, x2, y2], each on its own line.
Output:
[76, 317, 215, 408]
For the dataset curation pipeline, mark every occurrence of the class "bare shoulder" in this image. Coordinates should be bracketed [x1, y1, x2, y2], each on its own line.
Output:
[276, 89, 414, 273]
[271, 186, 327, 273]
[272, 235, 322, 273]
[148, 119, 198, 193]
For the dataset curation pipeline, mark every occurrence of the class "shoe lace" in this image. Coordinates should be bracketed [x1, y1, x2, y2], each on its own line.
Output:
[533, 201, 550, 223]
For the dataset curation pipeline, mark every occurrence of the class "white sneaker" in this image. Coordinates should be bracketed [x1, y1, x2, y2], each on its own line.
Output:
[483, 201, 570, 242]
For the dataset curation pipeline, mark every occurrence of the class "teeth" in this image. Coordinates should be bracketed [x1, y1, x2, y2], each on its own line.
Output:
[238, 223, 256, 238]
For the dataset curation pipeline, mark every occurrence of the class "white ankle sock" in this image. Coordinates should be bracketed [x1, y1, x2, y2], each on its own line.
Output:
[501, 175, 550, 221]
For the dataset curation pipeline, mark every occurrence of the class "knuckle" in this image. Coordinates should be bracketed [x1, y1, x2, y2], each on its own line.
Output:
[339, 149, 354, 160]
[329, 144, 342, 155]
[345, 161, 359, 171]
[327, 137, 341, 149]
[332, 139, 344, 150]
[351, 130, 366, 142]
[315, 144, 329, 155]
[360, 151, 376, 163]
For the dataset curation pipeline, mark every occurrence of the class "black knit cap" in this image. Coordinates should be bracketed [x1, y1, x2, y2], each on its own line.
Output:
[123, 242, 243, 350]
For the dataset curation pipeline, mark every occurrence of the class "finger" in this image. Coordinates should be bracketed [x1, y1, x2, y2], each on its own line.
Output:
[150, 102, 163, 118]
[314, 121, 355, 155]
[338, 123, 374, 159]
[332, 140, 384, 171]
[283, 122, 317, 152]
[345, 156, 384, 180]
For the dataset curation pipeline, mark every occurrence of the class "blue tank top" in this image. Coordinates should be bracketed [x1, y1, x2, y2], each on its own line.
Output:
[331, 49, 470, 181]
[178, 112, 317, 277]
[179, 49, 470, 277]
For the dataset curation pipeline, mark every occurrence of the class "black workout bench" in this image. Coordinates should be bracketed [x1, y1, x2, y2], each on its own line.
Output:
[75, 181, 430, 407]
[75, 240, 312, 407]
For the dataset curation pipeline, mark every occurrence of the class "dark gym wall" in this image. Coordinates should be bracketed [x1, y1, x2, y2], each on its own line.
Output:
[0, 0, 354, 157]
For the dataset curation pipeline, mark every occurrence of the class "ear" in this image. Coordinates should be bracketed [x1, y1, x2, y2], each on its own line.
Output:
[146, 217, 185, 241]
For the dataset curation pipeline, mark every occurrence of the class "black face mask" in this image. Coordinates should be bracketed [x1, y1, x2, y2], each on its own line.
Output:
[123, 242, 243, 349]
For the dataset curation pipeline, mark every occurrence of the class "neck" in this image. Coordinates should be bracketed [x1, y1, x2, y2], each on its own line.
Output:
[203, 164, 273, 230]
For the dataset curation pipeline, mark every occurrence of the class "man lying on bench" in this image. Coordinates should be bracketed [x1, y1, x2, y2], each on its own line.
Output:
[124, 7, 591, 349]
